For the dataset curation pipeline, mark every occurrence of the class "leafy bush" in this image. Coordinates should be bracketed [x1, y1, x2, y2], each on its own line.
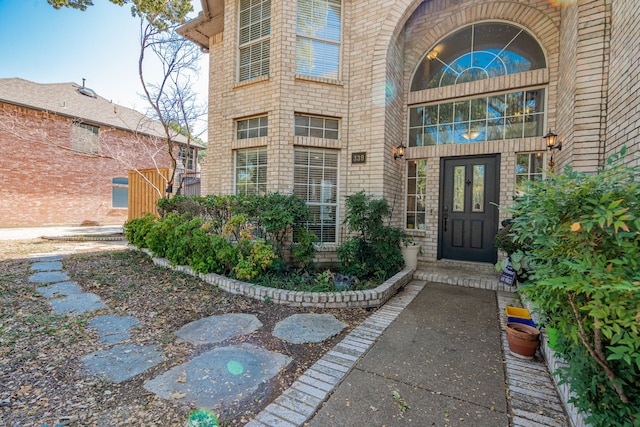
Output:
[123, 214, 157, 248]
[338, 191, 405, 279]
[508, 148, 640, 426]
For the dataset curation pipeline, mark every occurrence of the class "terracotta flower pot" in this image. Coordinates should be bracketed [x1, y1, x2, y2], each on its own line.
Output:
[506, 322, 540, 358]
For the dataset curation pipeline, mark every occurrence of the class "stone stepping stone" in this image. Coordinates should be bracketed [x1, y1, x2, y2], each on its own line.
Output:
[89, 315, 140, 344]
[31, 261, 63, 271]
[143, 344, 291, 408]
[47, 292, 106, 316]
[175, 314, 262, 346]
[29, 255, 63, 262]
[82, 343, 165, 384]
[36, 281, 84, 298]
[28, 271, 69, 284]
[273, 313, 347, 344]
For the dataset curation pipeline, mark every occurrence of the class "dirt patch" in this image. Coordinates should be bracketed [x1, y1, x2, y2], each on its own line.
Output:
[0, 239, 372, 426]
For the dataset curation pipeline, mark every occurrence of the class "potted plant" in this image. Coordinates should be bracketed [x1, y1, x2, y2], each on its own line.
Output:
[400, 236, 421, 270]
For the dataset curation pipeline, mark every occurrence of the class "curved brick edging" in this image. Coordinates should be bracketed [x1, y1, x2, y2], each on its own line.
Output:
[134, 246, 414, 309]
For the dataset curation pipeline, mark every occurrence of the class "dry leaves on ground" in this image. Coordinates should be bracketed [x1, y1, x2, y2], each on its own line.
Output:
[0, 239, 372, 426]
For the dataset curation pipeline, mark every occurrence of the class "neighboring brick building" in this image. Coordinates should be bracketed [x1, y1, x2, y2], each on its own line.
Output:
[0, 78, 202, 227]
[179, 0, 639, 265]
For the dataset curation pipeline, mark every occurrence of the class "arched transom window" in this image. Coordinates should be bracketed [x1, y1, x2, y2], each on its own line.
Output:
[408, 22, 547, 146]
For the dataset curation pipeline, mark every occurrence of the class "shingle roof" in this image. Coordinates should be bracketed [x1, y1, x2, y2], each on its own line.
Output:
[0, 78, 201, 147]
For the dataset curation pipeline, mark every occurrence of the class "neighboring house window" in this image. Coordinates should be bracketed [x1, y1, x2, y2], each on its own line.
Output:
[409, 89, 545, 146]
[71, 122, 100, 154]
[238, 0, 271, 81]
[294, 114, 339, 139]
[235, 147, 267, 195]
[406, 160, 428, 230]
[237, 116, 268, 139]
[294, 147, 338, 243]
[179, 146, 195, 170]
[515, 152, 544, 195]
[296, 0, 342, 79]
[112, 177, 128, 208]
[409, 22, 547, 147]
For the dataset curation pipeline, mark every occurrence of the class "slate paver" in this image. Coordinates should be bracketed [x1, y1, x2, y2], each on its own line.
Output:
[47, 292, 106, 316]
[36, 281, 84, 298]
[30, 261, 63, 271]
[273, 314, 347, 344]
[175, 313, 263, 345]
[82, 343, 165, 384]
[88, 315, 141, 344]
[28, 271, 69, 283]
[143, 344, 292, 409]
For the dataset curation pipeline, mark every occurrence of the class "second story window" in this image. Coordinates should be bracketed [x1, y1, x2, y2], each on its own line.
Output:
[237, 116, 268, 139]
[179, 146, 195, 170]
[71, 122, 100, 154]
[296, 0, 342, 79]
[239, 0, 271, 81]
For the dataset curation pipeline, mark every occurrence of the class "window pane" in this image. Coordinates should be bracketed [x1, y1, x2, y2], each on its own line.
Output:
[235, 147, 267, 195]
[296, 0, 342, 79]
[294, 114, 339, 139]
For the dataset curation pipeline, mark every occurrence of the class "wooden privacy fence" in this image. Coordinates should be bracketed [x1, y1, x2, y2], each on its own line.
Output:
[128, 168, 168, 221]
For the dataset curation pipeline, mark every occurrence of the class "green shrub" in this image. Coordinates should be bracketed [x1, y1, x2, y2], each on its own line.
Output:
[123, 214, 157, 248]
[509, 148, 640, 426]
[338, 191, 405, 280]
[144, 213, 185, 257]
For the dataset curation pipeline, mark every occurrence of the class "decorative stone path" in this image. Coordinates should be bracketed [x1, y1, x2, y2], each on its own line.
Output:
[27, 253, 349, 415]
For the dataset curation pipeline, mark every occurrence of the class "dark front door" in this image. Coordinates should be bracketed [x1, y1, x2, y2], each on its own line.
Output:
[439, 155, 500, 263]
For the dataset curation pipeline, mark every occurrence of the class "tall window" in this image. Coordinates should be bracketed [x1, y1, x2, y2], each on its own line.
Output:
[296, 0, 342, 79]
[237, 116, 268, 139]
[294, 147, 338, 243]
[409, 22, 547, 147]
[179, 146, 195, 170]
[294, 114, 339, 139]
[239, 0, 271, 81]
[112, 177, 128, 208]
[235, 148, 267, 195]
[406, 160, 427, 230]
[515, 152, 544, 195]
[71, 122, 100, 154]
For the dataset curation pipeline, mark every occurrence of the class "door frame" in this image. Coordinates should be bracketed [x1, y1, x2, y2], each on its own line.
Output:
[437, 154, 501, 263]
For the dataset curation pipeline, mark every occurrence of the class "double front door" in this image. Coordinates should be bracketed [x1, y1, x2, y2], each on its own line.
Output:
[439, 155, 500, 263]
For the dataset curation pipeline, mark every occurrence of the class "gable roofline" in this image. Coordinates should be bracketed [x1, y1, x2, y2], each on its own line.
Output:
[177, 0, 223, 50]
[0, 78, 204, 149]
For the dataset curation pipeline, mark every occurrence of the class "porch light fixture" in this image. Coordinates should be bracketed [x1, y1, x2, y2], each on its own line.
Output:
[544, 129, 561, 151]
[544, 129, 561, 167]
[394, 142, 406, 160]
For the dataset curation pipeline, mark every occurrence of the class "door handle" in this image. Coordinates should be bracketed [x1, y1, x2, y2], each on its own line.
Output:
[443, 213, 448, 232]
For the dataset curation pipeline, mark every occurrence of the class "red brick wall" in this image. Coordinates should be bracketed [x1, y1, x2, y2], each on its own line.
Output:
[0, 103, 172, 227]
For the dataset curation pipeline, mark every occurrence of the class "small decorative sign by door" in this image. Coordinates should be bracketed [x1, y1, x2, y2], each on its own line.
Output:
[500, 260, 517, 286]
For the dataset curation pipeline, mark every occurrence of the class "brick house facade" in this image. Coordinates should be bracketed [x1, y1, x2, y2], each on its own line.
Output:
[0, 78, 201, 227]
[179, 0, 638, 265]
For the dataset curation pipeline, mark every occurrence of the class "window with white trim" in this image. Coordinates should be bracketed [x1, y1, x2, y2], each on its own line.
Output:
[406, 160, 427, 230]
[235, 148, 267, 195]
[237, 116, 268, 139]
[238, 0, 271, 81]
[71, 122, 100, 154]
[296, 0, 342, 79]
[112, 177, 128, 208]
[179, 146, 195, 170]
[294, 147, 338, 243]
[294, 114, 339, 139]
[515, 152, 544, 195]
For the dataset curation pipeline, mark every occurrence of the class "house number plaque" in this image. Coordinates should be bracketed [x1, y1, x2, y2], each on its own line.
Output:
[351, 152, 366, 164]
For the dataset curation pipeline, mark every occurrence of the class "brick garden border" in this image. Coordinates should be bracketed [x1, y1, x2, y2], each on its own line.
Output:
[133, 246, 414, 309]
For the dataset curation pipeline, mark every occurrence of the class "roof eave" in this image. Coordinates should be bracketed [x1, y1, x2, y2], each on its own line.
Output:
[177, 0, 224, 50]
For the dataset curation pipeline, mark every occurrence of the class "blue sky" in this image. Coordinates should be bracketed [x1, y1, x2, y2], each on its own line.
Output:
[0, 0, 208, 125]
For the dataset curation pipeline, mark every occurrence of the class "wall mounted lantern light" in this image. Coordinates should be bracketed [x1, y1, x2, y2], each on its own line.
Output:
[544, 129, 561, 167]
[394, 142, 406, 160]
